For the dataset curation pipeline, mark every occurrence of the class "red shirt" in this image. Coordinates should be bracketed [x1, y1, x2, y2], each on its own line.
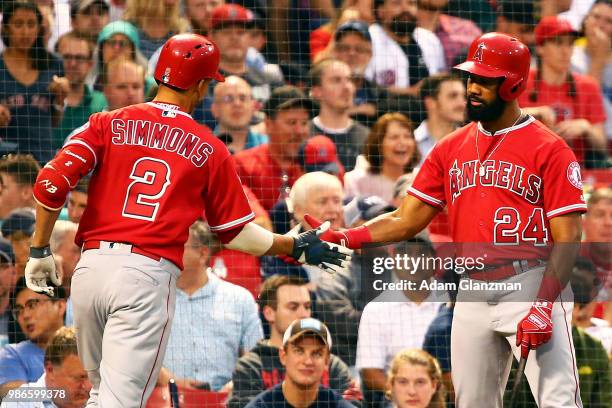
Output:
[233, 144, 303, 211]
[409, 116, 587, 263]
[309, 27, 332, 62]
[67, 102, 254, 268]
[518, 69, 606, 165]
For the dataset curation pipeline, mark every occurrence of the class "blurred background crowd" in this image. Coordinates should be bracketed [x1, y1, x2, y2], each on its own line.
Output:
[0, 0, 609, 407]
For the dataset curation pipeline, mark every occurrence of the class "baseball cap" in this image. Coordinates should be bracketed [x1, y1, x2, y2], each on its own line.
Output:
[0, 237, 15, 265]
[497, 1, 534, 26]
[298, 135, 343, 175]
[1, 209, 35, 238]
[97, 21, 140, 49]
[335, 20, 372, 43]
[343, 195, 395, 227]
[535, 16, 578, 46]
[282, 318, 332, 349]
[70, 0, 109, 18]
[263, 86, 314, 118]
[210, 4, 255, 31]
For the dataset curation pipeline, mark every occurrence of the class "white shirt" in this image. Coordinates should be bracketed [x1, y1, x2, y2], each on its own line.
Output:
[343, 166, 397, 204]
[414, 120, 436, 166]
[365, 24, 446, 88]
[355, 292, 442, 371]
[585, 318, 612, 355]
[0, 374, 56, 408]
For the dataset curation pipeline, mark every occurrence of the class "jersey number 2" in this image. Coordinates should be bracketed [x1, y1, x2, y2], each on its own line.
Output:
[494, 207, 548, 245]
[122, 158, 171, 222]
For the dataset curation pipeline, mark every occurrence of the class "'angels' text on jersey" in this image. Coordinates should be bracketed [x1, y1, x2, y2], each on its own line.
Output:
[449, 159, 541, 204]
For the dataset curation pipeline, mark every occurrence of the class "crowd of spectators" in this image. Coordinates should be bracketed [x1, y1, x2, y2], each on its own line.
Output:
[0, 0, 610, 407]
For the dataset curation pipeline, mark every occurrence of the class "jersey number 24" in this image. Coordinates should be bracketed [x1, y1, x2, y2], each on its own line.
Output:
[494, 207, 549, 245]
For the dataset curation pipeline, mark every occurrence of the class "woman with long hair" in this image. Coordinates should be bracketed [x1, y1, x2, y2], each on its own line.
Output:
[344, 112, 420, 203]
[122, 0, 188, 59]
[386, 349, 446, 408]
[0, 1, 64, 163]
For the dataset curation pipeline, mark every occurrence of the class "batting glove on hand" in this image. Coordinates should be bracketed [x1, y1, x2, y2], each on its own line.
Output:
[25, 246, 61, 297]
[292, 221, 353, 273]
[516, 300, 553, 358]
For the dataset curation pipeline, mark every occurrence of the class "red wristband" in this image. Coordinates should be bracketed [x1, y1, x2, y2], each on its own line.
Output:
[345, 225, 373, 249]
[536, 274, 564, 303]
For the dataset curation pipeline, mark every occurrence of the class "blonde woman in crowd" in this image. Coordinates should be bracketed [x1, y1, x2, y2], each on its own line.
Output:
[386, 349, 446, 408]
[122, 0, 188, 58]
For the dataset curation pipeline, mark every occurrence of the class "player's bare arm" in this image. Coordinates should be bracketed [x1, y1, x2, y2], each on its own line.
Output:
[540, 213, 583, 298]
[516, 213, 582, 358]
[224, 221, 353, 274]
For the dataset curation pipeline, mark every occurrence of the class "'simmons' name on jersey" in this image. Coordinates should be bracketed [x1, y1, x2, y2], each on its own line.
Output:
[111, 119, 214, 167]
[449, 159, 542, 204]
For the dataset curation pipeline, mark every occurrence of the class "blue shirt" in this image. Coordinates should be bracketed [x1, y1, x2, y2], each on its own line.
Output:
[164, 272, 263, 390]
[0, 56, 63, 163]
[213, 126, 269, 152]
[422, 304, 453, 372]
[0, 340, 44, 384]
[245, 384, 353, 408]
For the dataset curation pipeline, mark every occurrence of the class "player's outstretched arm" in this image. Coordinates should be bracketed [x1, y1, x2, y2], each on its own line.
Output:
[306, 195, 441, 250]
[224, 222, 353, 274]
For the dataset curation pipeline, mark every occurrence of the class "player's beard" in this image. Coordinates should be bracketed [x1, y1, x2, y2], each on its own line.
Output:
[466, 94, 507, 122]
[388, 13, 417, 38]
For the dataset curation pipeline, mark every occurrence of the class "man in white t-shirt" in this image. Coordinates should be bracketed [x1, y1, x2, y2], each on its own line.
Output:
[365, 0, 446, 95]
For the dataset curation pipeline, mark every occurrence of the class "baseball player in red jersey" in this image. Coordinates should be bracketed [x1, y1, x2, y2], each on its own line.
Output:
[22, 34, 352, 407]
[308, 33, 587, 407]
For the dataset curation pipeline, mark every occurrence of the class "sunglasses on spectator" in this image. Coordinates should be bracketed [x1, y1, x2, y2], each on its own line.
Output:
[62, 54, 91, 62]
[216, 94, 252, 104]
[105, 39, 131, 48]
[12, 298, 54, 320]
[335, 43, 371, 54]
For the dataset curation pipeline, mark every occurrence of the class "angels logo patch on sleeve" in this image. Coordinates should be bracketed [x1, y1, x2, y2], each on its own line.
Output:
[566, 161, 583, 189]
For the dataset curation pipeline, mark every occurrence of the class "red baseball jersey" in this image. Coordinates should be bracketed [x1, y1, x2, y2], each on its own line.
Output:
[66, 102, 254, 268]
[409, 116, 587, 263]
[518, 69, 607, 165]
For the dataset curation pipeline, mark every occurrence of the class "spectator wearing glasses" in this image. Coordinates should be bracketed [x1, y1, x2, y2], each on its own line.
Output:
[0, 277, 66, 398]
[53, 31, 106, 149]
[211, 76, 268, 154]
[92, 21, 154, 94]
[0, 327, 92, 408]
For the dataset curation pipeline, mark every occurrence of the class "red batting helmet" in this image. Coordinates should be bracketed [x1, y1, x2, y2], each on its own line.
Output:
[454, 32, 531, 101]
[154, 34, 225, 90]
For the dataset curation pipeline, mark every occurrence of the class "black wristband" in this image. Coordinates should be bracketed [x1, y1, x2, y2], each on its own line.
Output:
[30, 246, 51, 258]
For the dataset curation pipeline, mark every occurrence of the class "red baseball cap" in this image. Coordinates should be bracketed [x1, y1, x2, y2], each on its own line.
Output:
[210, 4, 254, 31]
[535, 16, 578, 46]
[298, 135, 344, 175]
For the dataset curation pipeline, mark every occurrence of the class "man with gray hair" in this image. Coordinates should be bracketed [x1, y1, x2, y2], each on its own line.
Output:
[158, 221, 263, 391]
